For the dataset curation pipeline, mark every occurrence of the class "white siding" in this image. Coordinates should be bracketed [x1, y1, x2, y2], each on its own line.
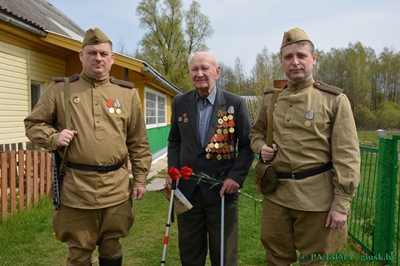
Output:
[0, 41, 66, 146]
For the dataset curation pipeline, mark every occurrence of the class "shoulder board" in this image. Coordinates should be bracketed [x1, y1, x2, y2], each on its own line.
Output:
[263, 88, 275, 95]
[314, 80, 343, 95]
[52, 73, 80, 83]
[109, 76, 134, 89]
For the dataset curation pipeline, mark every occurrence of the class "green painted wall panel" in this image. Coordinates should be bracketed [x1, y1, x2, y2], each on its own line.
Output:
[147, 125, 170, 153]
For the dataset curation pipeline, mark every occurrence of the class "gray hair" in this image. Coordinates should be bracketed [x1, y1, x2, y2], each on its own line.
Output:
[188, 51, 219, 69]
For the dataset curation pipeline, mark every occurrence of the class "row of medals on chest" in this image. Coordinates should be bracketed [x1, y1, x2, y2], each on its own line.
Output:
[206, 111, 236, 160]
[107, 99, 122, 114]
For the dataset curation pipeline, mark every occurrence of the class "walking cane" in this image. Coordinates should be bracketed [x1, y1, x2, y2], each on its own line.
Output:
[220, 194, 225, 266]
[161, 180, 176, 266]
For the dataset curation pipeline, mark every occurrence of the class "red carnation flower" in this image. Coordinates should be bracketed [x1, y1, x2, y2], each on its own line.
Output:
[180, 166, 193, 180]
[168, 167, 180, 180]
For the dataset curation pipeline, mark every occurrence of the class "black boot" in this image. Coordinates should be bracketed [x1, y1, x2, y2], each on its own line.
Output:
[99, 256, 122, 266]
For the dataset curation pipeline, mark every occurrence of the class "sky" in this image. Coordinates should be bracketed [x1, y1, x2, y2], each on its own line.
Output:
[48, 0, 400, 74]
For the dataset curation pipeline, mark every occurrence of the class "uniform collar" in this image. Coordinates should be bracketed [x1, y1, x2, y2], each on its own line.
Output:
[287, 76, 314, 91]
[81, 71, 109, 87]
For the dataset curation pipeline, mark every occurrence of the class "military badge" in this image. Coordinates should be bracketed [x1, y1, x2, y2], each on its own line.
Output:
[73, 96, 80, 104]
[179, 110, 188, 123]
[107, 98, 115, 114]
[114, 99, 122, 114]
[204, 107, 236, 160]
[304, 110, 314, 127]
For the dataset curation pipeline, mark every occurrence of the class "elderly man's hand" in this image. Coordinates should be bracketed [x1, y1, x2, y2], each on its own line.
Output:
[219, 178, 239, 197]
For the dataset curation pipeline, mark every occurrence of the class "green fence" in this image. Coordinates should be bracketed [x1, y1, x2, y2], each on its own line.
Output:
[348, 135, 400, 265]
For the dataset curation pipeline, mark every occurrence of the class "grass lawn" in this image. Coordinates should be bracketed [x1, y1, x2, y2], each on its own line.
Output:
[0, 163, 380, 265]
[358, 130, 400, 148]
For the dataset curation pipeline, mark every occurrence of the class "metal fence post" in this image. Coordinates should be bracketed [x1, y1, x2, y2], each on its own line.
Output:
[373, 136, 398, 262]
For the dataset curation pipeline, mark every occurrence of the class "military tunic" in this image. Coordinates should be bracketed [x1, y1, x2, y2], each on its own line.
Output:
[250, 76, 360, 214]
[24, 71, 152, 209]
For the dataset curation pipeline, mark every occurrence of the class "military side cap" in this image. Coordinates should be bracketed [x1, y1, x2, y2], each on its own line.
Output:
[281, 28, 312, 48]
[82, 28, 110, 47]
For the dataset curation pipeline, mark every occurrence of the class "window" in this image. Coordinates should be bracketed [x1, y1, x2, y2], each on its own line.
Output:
[145, 88, 166, 128]
[31, 82, 42, 110]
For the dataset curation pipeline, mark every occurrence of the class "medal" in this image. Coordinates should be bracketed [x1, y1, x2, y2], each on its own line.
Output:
[73, 96, 80, 104]
[114, 99, 122, 115]
[107, 99, 115, 114]
[304, 110, 314, 127]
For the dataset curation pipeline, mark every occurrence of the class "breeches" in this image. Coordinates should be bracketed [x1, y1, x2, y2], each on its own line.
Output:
[52, 199, 134, 266]
[261, 198, 347, 266]
[177, 186, 238, 266]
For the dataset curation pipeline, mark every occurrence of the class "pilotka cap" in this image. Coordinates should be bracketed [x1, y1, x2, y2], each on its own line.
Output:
[281, 28, 312, 48]
[82, 28, 111, 47]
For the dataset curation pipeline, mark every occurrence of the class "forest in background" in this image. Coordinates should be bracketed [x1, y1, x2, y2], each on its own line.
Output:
[119, 0, 400, 130]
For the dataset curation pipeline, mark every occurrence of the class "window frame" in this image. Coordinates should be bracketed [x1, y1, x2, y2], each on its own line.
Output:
[144, 87, 167, 129]
[30, 82, 43, 111]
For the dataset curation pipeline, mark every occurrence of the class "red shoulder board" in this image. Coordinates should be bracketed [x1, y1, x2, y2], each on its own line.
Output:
[313, 80, 342, 95]
[109, 76, 134, 89]
[52, 73, 80, 83]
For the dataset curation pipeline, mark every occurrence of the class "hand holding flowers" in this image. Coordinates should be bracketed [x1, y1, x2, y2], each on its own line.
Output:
[167, 166, 261, 202]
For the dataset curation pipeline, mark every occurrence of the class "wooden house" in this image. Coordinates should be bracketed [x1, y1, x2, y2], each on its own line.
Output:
[0, 0, 181, 160]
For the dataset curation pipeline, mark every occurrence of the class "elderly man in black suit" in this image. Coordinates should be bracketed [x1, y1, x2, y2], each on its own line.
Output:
[166, 51, 254, 266]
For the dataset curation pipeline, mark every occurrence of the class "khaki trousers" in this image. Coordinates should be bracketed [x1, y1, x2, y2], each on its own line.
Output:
[261, 198, 347, 266]
[52, 199, 134, 266]
[178, 186, 238, 266]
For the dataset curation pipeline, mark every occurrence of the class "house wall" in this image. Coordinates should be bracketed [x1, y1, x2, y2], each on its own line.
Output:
[0, 25, 177, 158]
[0, 40, 65, 145]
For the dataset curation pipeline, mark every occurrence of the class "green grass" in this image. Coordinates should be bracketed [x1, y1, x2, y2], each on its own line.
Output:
[358, 130, 400, 148]
[0, 165, 380, 266]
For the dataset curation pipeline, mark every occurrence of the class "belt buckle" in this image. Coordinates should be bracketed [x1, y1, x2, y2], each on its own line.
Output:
[291, 170, 300, 180]
[97, 164, 106, 172]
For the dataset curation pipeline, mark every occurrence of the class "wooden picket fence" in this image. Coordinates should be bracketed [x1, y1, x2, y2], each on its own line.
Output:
[0, 149, 52, 220]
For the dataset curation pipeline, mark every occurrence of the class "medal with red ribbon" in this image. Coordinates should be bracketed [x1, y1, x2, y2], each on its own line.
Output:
[107, 98, 115, 114]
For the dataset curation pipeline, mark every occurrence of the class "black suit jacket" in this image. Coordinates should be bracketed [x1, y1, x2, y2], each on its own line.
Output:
[167, 88, 254, 205]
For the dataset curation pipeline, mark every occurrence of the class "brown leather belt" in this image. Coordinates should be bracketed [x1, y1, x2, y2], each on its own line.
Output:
[66, 158, 125, 172]
[277, 161, 333, 180]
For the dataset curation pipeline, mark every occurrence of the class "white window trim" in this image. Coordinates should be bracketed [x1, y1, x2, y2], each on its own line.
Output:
[30, 81, 43, 111]
[144, 87, 167, 129]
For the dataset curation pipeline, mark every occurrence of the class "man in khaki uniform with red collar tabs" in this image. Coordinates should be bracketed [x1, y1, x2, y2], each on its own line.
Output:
[249, 28, 360, 265]
[24, 28, 152, 266]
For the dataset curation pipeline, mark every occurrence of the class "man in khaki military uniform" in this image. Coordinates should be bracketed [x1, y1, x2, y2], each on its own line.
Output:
[249, 28, 360, 265]
[24, 28, 152, 266]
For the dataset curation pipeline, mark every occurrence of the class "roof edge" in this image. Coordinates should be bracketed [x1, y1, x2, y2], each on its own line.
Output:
[0, 12, 47, 37]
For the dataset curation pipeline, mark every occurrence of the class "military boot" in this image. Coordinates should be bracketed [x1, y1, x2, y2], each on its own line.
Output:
[98, 256, 122, 266]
